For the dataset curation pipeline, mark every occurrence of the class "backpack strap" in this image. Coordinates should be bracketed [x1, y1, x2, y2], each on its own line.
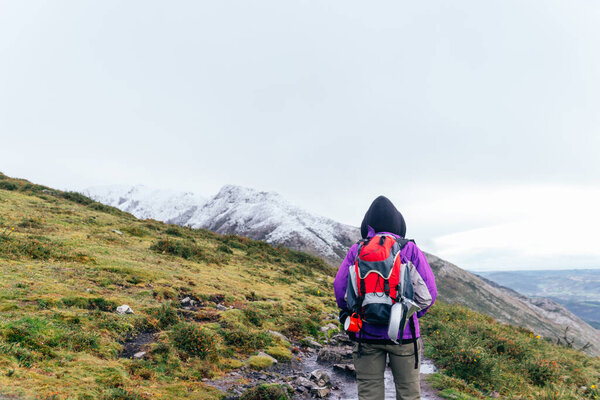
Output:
[409, 316, 419, 369]
[395, 238, 415, 249]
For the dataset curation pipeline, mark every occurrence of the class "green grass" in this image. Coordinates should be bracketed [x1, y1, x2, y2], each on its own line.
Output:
[0, 172, 335, 399]
[421, 302, 600, 399]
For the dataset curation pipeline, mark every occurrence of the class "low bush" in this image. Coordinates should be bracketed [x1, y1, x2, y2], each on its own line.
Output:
[171, 322, 217, 360]
[240, 383, 291, 400]
[281, 314, 320, 339]
[103, 388, 146, 400]
[0, 181, 18, 191]
[121, 225, 148, 237]
[61, 296, 117, 312]
[265, 345, 292, 362]
[247, 355, 275, 370]
[152, 302, 179, 329]
[219, 320, 273, 353]
[150, 239, 218, 264]
[217, 244, 233, 254]
[165, 226, 184, 237]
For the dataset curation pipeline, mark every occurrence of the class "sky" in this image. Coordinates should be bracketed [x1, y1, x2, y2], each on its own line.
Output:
[1, 1, 599, 271]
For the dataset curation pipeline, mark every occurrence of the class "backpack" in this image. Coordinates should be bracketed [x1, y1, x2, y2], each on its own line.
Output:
[344, 234, 433, 342]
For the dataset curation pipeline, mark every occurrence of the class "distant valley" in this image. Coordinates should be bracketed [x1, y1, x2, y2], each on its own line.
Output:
[476, 269, 600, 329]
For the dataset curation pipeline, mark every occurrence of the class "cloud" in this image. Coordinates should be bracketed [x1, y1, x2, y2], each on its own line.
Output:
[424, 185, 600, 270]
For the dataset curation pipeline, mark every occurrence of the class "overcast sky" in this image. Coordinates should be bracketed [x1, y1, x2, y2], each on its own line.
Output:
[1, 1, 599, 271]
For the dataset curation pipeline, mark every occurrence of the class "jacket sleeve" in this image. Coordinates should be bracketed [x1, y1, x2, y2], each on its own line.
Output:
[333, 244, 358, 311]
[408, 243, 437, 318]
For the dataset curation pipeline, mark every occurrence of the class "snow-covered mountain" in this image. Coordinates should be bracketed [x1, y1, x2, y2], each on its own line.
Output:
[82, 184, 360, 265]
[81, 185, 206, 222]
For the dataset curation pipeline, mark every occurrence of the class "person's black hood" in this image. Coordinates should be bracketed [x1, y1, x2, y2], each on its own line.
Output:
[360, 196, 406, 239]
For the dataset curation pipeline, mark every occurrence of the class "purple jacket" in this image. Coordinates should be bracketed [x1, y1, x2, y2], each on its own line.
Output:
[333, 230, 437, 340]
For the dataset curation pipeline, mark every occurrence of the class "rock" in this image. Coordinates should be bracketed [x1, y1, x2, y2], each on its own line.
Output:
[181, 297, 191, 304]
[309, 369, 330, 387]
[319, 323, 338, 333]
[116, 305, 134, 314]
[215, 304, 227, 311]
[301, 337, 322, 349]
[111, 229, 123, 235]
[294, 376, 315, 390]
[257, 351, 278, 364]
[317, 347, 350, 363]
[133, 351, 146, 359]
[311, 386, 331, 398]
[266, 330, 290, 343]
[333, 363, 356, 375]
[490, 392, 500, 398]
[329, 333, 352, 345]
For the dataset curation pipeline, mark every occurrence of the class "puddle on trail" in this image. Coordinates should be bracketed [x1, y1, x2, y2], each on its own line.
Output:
[301, 353, 438, 400]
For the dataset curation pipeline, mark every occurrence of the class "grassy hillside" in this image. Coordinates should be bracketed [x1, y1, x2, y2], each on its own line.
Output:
[426, 254, 600, 355]
[421, 303, 600, 399]
[0, 173, 336, 399]
[0, 172, 599, 400]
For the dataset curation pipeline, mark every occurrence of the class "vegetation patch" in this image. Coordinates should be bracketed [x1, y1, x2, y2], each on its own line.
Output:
[247, 355, 275, 370]
[265, 345, 292, 362]
[171, 322, 218, 360]
[150, 238, 220, 264]
[240, 383, 292, 400]
[421, 302, 600, 397]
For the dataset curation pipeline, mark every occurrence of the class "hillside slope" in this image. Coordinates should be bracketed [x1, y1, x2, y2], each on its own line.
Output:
[83, 184, 360, 266]
[0, 174, 337, 399]
[426, 253, 600, 355]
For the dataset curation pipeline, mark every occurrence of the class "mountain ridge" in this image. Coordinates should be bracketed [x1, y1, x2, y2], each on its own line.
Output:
[83, 184, 360, 265]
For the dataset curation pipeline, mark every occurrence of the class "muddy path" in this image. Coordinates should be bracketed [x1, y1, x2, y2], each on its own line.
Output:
[207, 332, 443, 400]
[297, 344, 443, 400]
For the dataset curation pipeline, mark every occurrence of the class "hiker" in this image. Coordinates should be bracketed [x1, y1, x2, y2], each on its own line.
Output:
[334, 196, 437, 400]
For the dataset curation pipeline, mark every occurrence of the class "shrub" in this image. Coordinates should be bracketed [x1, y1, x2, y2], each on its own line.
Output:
[150, 239, 218, 264]
[217, 244, 233, 254]
[0, 181, 18, 191]
[61, 297, 117, 312]
[153, 303, 179, 329]
[219, 321, 273, 352]
[103, 388, 146, 400]
[121, 226, 148, 237]
[171, 322, 217, 360]
[265, 345, 292, 362]
[247, 355, 275, 370]
[281, 314, 320, 339]
[67, 331, 100, 352]
[527, 359, 560, 387]
[18, 218, 44, 229]
[165, 226, 184, 237]
[240, 384, 291, 400]
[16, 236, 53, 259]
[60, 191, 93, 205]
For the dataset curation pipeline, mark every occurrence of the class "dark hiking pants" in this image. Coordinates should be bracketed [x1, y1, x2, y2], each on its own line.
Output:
[352, 339, 422, 400]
